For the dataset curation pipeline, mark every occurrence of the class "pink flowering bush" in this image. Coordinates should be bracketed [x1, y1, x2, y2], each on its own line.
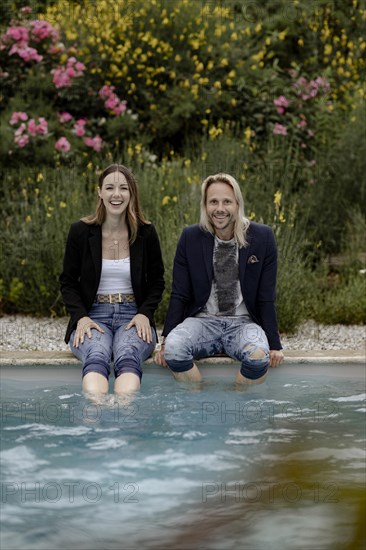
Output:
[10, 112, 49, 149]
[0, 7, 138, 166]
[269, 69, 332, 165]
[52, 57, 85, 89]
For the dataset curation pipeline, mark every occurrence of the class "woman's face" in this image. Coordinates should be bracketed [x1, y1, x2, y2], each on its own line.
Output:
[98, 171, 131, 218]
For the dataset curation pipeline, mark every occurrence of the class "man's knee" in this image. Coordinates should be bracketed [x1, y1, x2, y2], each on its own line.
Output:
[240, 344, 269, 380]
[164, 329, 191, 361]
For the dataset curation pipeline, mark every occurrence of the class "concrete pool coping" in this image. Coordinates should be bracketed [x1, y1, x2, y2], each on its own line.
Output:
[0, 349, 365, 366]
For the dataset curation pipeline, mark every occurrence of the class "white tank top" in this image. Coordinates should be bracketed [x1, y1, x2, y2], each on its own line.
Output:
[96, 258, 133, 294]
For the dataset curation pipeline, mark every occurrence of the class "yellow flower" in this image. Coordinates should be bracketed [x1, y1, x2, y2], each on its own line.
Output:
[25, 215, 32, 223]
[244, 127, 252, 143]
[162, 196, 170, 206]
[279, 212, 286, 223]
[324, 44, 332, 55]
[209, 126, 223, 139]
[36, 173, 43, 183]
[274, 190, 282, 207]
[298, 38, 304, 46]
[59, 201, 67, 208]
[249, 212, 256, 220]
[278, 30, 287, 41]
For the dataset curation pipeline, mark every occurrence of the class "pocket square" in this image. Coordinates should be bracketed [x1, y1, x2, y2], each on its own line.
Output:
[248, 255, 259, 264]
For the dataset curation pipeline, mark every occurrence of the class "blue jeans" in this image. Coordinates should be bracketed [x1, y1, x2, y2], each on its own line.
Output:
[164, 316, 269, 380]
[69, 303, 156, 381]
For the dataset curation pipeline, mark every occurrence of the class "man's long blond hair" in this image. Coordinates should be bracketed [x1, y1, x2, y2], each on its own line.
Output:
[199, 173, 250, 248]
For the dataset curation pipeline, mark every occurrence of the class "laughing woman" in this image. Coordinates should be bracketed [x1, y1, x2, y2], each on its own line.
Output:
[60, 164, 164, 397]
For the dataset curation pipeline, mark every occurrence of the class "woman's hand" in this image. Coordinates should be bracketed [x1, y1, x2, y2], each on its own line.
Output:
[125, 313, 152, 343]
[73, 316, 104, 348]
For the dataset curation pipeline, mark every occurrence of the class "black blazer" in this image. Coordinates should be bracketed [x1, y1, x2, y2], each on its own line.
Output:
[59, 221, 165, 343]
[162, 223, 282, 350]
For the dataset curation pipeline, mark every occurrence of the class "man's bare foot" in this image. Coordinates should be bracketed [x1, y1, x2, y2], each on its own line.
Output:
[235, 371, 268, 385]
[172, 363, 202, 382]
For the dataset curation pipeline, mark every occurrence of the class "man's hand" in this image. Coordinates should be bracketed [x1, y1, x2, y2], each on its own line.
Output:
[269, 349, 284, 368]
[154, 339, 168, 367]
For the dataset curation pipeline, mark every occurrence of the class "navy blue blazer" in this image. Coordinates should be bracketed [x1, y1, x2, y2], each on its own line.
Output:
[60, 221, 165, 344]
[162, 223, 282, 350]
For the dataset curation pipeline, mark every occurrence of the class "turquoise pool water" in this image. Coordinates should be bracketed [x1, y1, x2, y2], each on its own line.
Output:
[1, 364, 365, 550]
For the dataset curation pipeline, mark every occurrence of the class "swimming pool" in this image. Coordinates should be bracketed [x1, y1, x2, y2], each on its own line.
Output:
[1, 364, 365, 549]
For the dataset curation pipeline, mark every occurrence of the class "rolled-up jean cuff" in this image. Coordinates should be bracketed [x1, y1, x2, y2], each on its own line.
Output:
[82, 364, 110, 380]
[240, 362, 269, 380]
[166, 359, 194, 373]
[115, 362, 143, 381]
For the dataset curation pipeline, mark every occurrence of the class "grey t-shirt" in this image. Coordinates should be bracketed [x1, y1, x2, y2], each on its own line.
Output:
[199, 236, 248, 317]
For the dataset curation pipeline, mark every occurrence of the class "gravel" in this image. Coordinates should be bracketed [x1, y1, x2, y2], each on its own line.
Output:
[0, 315, 365, 352]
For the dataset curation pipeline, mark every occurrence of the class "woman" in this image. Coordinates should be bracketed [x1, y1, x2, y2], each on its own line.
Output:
[60, 164, 164, 396]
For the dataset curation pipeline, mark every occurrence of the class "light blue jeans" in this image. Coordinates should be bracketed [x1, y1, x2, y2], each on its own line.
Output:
[69, 302, 156, 381]
[164, 316, 270, 380]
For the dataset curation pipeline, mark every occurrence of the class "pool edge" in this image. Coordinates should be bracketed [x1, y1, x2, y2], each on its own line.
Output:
[0, 350, 365, 366]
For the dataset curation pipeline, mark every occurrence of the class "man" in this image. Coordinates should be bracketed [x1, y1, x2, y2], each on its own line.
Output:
[156, 173, 284, 383]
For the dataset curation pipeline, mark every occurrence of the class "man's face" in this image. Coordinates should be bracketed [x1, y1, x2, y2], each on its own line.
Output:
[205, 182, 239, 240]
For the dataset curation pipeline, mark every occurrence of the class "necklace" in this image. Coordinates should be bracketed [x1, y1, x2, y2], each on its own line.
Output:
[102, 229, 129, 249]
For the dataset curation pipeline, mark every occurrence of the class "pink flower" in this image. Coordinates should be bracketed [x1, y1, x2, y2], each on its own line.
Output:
[55, 137, 71, 153]
[105, 95, 119, 110]
[51, 57, 84, 88]
[75, 61, 85, 72]
[297, 119, 307, 128]
[274, 96, 289, 107]
[30, 20, 59, 42]
[58, 112, 73, 123]
[73, 119, 87, 137]
[9, 44, 43, 62]
[14, 123, 27, 137]
[5, 26, 29, 43]
[273, 123, 287, 136]
[66, 66, 76, 78]
[99, 85, 115, 98]
[14, 134, 29, 148]
[113, 102, 127, 115]
[52, 68, 71, 88]
[84, 135, 103, 152]
[28, 118, 37, 136]
[36, 117, 48, 135]
[10, 111, 28, 125]
[273, 96, 290, 115]
[20, 6, 33, 14]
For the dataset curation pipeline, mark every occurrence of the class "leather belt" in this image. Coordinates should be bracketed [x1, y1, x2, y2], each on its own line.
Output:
[95, 293, 135, 304]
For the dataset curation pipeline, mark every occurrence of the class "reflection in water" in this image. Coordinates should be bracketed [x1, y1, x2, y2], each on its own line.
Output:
[0, 364, 365, 549]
